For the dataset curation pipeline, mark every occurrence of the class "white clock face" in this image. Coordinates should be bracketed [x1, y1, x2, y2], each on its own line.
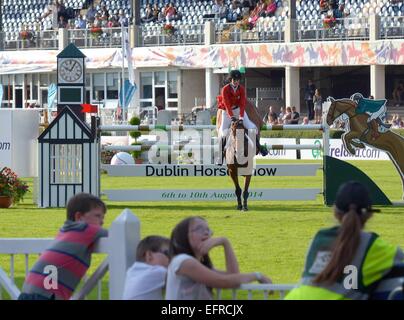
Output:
[58, 58, 83, 83]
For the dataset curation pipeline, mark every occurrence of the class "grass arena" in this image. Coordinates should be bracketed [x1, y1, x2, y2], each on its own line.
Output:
[1, 158, 404, 299]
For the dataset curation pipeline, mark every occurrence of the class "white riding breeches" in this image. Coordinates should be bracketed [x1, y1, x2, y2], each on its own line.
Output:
[218, 108, 257, 138]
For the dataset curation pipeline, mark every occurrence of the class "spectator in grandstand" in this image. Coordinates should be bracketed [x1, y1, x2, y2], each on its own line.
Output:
[74, 14, 86, 29]
[123, 236, 170, 300]
[118, 9, 129, 27]
[57, 0, 67, 20]
[101, 4, 110, 19]
[313, 89, 323, 124]
[263, 105, 277, 124]
[86, 2, 97, 23]
[58, 15, 68, 28]
[213, 0, 228, 19]
[391, 114, 401, 129]
[141, 4, 154, 23]
[42, 0, 59, 29]
[285, 181, 404, 300]
[304, 79, 316, 121]
[249, 0, 266, 26]
[164, 3, 178, 22]
[152, 4, 161, 21]
[393, 82, 404, 107]
[320, 0, 328, 13]
[262, 0, 277, 17]
[290, 106, 300, 124]
[282, 106, 292, 124]
[165, 216, 272, 300]
[19, 193, 108, 300]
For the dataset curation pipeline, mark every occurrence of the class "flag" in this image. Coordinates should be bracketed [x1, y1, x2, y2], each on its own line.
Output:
[81, 104, 98, 113]
[119, 79, 137, 109]
[122, 26, 134, 85]
[47, 83, 57, 110]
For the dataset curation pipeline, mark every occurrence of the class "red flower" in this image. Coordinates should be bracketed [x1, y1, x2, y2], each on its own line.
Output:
[0, 167, 29, 204]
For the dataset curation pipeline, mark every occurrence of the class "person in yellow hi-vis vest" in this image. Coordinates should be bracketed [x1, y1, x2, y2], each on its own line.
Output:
[286, 181, 404, 300]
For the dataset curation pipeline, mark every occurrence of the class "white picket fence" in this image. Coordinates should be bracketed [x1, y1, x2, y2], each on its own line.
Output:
[0, 209, 295, 300]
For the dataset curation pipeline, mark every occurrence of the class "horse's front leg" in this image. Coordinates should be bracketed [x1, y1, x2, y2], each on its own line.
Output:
[342, 131, 360, 155]
[242, 175, 252, 212]
[228, 164, 242, 210]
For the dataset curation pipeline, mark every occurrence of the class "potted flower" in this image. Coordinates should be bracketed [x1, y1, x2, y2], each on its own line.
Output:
[236, 20, 252, 31]
[0, 167, 29, 208]
[162, 24, 175, 35]
[90, 27, 103, 38]
[20, 30, 33, 40]
[129, 116, 143, 164]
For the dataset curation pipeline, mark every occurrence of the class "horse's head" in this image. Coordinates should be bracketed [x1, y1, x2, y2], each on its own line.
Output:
[326, 97, 356, 126]
[231, 120, 246, 138]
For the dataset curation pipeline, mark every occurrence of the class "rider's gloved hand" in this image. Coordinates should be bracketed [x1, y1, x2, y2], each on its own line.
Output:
[231, 116, 237, 123]
[238, 118, 243, 125]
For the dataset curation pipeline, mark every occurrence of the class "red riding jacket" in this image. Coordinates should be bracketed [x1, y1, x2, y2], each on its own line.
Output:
[217, 83, 246, 119]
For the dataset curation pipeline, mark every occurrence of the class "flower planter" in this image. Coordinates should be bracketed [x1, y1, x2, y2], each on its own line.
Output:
[0, 196, 13, 208]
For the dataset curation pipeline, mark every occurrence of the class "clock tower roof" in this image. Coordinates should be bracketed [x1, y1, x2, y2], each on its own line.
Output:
[57, 43, 86, 58]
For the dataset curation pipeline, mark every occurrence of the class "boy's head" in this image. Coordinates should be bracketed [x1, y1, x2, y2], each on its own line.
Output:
[66, 193, 107, 226]
[136, 236, 170, 267]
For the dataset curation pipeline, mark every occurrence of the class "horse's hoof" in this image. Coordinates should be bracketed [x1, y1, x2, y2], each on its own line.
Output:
[242, 206, 248, 212]
[237, 205, 243, 210]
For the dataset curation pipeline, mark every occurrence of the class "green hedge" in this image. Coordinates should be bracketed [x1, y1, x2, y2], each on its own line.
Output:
[260, 129, 404, 139]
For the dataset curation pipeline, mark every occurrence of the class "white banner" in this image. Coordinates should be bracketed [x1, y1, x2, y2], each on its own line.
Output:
[0, 111, 12, 169]
[257, 138, 297, 160]
[300, 139, 390, 160]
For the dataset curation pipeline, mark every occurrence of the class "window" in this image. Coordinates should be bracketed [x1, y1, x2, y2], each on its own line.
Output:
[154, 71, 165, 86]
[106, 72, 119, 99]
[140, 72, 152, 99]
[50, 144, 82, 184]
[168, 71, 177, 99]
[93, 73, 105, 100]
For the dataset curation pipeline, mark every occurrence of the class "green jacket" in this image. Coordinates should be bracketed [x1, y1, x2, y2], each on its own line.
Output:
[286, 226, 404, 300]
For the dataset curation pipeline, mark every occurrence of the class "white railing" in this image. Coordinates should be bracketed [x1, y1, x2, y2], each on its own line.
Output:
[0, 209, 140, 300]
[215, 22, 284, 44]
[217, 284, 296, 300]
[139, 24, 205, 47]
[380, 16, 404, 39]
[296, 17, 369, 41]
[68, 27, 127, 48]
[2, 30, 58, 50]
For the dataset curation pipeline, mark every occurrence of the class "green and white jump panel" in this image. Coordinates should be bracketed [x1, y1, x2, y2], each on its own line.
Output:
[103, 188, 322, 202]
[102, 164, 321, 177]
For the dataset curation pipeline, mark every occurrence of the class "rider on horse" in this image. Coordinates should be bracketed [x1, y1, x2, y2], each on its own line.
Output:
[350, 93, 391, 140]
[217, 70, 268, 164]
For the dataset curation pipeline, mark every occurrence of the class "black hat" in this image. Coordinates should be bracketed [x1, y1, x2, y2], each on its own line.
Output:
[335, 181, 372, 214]
[229, 70, 242, 80]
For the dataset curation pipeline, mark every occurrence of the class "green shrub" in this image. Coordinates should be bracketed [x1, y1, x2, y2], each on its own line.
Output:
[129, 116, 141, 142]
[130, 142, 143, 159]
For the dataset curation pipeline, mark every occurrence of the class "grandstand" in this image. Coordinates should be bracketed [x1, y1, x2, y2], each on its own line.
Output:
[0, 0, 404, 124]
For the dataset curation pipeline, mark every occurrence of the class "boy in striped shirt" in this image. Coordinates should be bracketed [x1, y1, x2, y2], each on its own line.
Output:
[19, 193, 108, 300]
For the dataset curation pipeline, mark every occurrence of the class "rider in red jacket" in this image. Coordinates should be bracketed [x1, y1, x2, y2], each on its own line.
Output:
[217, 70, 268, 164]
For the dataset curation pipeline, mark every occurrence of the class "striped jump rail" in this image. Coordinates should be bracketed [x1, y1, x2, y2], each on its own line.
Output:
[99, 124, 325, 132]
[103, 144, 323, 152]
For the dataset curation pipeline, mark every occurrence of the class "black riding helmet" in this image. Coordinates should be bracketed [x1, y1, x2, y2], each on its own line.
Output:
[229, 70, 242, 81]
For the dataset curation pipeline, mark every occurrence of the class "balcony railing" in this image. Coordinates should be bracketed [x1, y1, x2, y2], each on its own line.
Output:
[1, 30, 58, 50]
[215, 21, 284, 44]
[295, 17, 369, 42]
[380, 16, 404, 39]
[138, 24, 205, 47]
[68, 27, 127, 48]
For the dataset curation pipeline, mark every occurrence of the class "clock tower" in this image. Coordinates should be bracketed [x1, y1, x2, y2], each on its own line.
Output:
[57, 43, 86, 122]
